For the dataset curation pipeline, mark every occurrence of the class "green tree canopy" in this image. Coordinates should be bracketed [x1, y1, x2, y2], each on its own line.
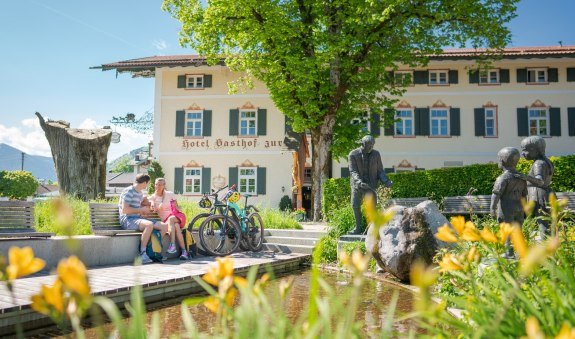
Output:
[163, 0, 518, 219]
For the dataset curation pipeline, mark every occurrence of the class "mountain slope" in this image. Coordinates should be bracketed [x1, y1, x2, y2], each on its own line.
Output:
[0, 143, 57, 181]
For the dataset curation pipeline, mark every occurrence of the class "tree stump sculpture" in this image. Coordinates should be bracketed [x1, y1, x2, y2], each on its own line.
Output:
[36, 112, 112, 200]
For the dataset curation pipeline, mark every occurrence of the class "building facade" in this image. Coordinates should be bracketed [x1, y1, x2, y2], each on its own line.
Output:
[98, 46, 575, 209]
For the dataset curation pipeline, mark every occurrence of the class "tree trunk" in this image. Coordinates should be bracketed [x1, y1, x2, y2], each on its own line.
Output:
[36, 112, 112, 200]
[311, 114, 336, 221]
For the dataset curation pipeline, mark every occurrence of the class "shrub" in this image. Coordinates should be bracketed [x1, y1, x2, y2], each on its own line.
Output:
[278, 195, 292, 211]
[0, 170, 39, 200]
[322, 178, 351, 221]
[147, 161, 165, 194]
[260, 209, 303, 229]
[34, 197, 92, 235]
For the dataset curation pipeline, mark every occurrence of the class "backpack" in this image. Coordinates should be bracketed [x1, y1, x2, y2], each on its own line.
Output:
[182, 228, 198, 258]
[144, 229, 164, 263]
[170, 199, 187, 227]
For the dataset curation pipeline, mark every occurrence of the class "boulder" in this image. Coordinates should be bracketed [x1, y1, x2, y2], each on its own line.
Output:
[365, 200, 450, 282]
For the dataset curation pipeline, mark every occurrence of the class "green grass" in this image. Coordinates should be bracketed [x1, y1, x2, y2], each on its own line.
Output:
[259, 208, 303, 229]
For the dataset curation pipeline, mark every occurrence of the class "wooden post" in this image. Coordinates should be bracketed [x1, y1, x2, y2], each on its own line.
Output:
[36, 112, 112, 200]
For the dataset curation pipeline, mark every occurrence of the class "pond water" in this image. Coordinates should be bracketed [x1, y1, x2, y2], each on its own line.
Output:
[38, 269, 418, 337]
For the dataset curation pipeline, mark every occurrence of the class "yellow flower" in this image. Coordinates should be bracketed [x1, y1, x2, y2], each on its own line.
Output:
[234, 276, 248, 289]
[450, 216, 466, 236]
[351, 249, 368, 273]
[497, 223, 514, 244]
[520, 237, 561, 277]
[510, 226, 528, 259]
[31, 280, 65, 315]
[461, 223, 482, 242]
[525, 316, 545, 339]
[438, 253, 463, 273]
[480, 227, 498, 243]
[278, 276, 295, 300]
[203, 288, 237, 314]
[6, 247, 45, 281]
[435, 224, 458, 243]
[409, 260, 438, 289]
[203, 257, 234, 286]
[466, 246, 480, 262]
[522, 198, 536, 217]
[555, 322, 575, 339]
[57, 256, 90, 297]
[363, 198, 395, 230]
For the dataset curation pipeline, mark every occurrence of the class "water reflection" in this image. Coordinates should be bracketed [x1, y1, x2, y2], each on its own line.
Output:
[60, 270, 417, 337]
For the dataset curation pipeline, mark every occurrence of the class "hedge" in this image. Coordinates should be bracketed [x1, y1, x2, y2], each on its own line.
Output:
[0, 170, 38, 200]
[323, 154, 575, 220]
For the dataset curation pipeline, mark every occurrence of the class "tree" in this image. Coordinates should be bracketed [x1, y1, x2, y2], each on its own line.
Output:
[110, 157, 133, 173]
[163, 0, 518, 220]
[0, 170, 38, 200]
[36, 112, 111, 200]
[147, 161, 165, 194]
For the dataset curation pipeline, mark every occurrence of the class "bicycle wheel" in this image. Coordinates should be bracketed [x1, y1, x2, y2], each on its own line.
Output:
[246, 212, 264, 251]
[199, 215, 241, 256]
[187, 212, 211, 231]
[246, 205, 260, 213]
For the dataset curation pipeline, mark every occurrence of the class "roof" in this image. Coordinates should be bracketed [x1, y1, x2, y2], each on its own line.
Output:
[106, 172, 134, 185]
[93, 45, 575, 74]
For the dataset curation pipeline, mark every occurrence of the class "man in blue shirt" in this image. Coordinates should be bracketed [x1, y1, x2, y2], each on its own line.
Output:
[119, 173, 168, 264]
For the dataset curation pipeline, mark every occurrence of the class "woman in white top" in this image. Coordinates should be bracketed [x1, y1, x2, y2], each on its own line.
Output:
[149, 178, 187, 259]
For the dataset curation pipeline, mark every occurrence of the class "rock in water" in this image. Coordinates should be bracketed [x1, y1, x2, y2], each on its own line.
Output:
[365, 200, 450, 282]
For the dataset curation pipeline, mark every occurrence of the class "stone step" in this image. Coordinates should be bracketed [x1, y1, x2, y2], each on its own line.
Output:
[262, 243, 315, 255]
[264, 236, 318, 247]
[264, 229, 326, 239]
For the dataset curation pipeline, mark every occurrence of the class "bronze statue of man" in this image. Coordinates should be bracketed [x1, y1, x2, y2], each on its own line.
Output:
[348, 135, 392, 235]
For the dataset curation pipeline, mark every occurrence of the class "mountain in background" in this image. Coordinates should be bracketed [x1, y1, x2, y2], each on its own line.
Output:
[107, 146, 147, 172]
[0, 143, 57, 181]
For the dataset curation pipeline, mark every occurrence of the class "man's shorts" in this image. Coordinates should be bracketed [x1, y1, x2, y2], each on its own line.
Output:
[120, 215, 144, 230]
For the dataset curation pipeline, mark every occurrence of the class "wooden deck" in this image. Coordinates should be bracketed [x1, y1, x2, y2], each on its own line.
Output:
[0, 251, 310, 336]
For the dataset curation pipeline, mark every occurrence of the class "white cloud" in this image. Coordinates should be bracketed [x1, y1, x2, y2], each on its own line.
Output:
[0, 118, 149, 161]
[153, 39, 168, 51]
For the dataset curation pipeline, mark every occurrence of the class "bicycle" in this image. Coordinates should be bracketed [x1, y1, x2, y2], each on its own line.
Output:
[187, 185, 229, 232]
[198, 185, 264, 256]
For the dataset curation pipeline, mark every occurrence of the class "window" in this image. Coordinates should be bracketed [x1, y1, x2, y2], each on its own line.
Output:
[529, 108, 549, 136]
[484, 107, 498, 137]
[527, 68, 547, 83]
[351, 112, 370, 132]
[430, 109, 449, 136]
[238, 167, 257, 194]
[429, 70, 448, 85]
[394, 71, 413, 85]
[185, 111, 202, 137]
[240, 110, 257, 136]
[480, 69, 499, 84]
[186, 75, 204, 88]
[184, 168, 202, 194]
[395, 109, 413, 136]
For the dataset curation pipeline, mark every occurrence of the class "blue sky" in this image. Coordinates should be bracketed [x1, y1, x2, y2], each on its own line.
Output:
[0, 0, 574, 160]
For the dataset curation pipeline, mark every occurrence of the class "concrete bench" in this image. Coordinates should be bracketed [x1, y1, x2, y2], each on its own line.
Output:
[390, 197, 428, 207]
[89, 203, 159, 236]
[442, 195, 491, 216]
[0, 201, 52, 238]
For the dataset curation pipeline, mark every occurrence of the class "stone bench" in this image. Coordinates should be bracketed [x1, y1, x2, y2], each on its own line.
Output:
[89, 203, 159, 236]
[0, 201, 52, 238]
[390, 197, 428, 207]
[442, 195, 491, 216]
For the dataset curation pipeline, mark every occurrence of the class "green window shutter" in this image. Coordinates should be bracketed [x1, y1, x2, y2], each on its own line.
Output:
[448, 70, 458, 84]
[370, 112, 381, 136]
[229, 109, 239, 136]
[517, 108, 529, 136]
[203, 74, 212, 88]
[568, 108, 575, 136]
[257, 108, 267, 136]
[500, 69, 510, 83]
[257, 167, 267, 195]
[415, 108, 429, 136]
[567, 68, 575, 82]
[474, 108, 486, 136]
[383, 109, 394, 136]
[549, 107, 561, 136]
[174, 167, 184, 194]
[469, 70, 479, 84]
[387, 71, 394, 82]
[341, 167, 350, 178]
[449, 108, 460, 136]
[516, 69, 527, 83]
[414, 71, 428, 84]
[548, 68, 559, 82]
[228, 167, 238, 188]
[201, 167, 211, 193]
[175, 110, 185, 137]
[177, 75, 186, 88]
[202, 110, 212, 136]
